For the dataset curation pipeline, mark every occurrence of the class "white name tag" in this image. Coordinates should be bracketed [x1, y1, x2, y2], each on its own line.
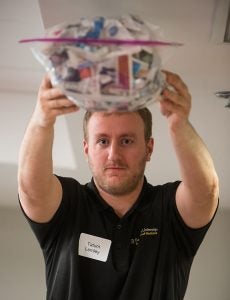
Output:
[78, 233, 112, 262]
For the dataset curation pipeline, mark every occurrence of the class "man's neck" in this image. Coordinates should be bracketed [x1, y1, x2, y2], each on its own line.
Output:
[95, 178, 144, 218]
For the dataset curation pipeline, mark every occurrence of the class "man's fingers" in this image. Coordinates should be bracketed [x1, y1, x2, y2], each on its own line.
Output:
[52, 105, 79, 116]
[48, 98, 77, 109]
[162, 70, 190, 99]
[162, 70, 191, 109]
[39, 74, 77, 108]
[163, 89, 183, 104]
[41, 87, 67, 101]
[40, 74, 53, 90]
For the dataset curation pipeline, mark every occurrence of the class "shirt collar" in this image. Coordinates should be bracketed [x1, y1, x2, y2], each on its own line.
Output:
[86, 177, 150, 214]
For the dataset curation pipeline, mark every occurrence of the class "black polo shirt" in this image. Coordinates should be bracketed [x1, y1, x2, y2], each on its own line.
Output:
[21, 176, 215, 300]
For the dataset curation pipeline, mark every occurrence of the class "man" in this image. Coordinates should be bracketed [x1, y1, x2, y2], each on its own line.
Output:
[18, 70, 219, 299]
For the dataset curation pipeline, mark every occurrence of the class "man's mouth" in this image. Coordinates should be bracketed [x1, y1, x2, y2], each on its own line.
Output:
[104, 165, 127, 170]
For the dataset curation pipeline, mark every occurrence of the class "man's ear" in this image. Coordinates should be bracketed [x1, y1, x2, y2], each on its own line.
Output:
[146, 138, 154, 161]
[83, 139, 88, 156]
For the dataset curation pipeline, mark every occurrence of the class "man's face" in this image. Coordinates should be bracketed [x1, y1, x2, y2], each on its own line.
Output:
[84, 112, 154, 196]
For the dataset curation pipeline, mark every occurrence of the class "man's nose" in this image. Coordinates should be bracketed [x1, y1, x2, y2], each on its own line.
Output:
[107, 141, 121, 160]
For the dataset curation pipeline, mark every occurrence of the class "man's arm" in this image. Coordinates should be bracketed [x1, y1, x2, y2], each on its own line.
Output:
[18, 75, 78, 223]
[160, 71, 219, 229]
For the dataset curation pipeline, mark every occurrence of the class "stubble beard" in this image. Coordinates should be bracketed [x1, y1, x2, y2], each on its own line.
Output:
[88, 157, 147, 196]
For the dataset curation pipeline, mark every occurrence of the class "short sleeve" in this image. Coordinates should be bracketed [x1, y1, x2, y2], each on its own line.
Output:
[18, 176, 80, 250]
[167, 183, 218, 258]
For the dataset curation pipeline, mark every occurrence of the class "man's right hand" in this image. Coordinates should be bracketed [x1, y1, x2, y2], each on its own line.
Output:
[32, 74, 79, 128]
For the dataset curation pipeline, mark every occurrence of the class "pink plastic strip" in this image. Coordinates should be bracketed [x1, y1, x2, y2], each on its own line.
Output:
[19, 37, 183, 47]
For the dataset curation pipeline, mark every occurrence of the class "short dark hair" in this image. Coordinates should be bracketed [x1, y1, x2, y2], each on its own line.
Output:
[83, 108, 152, 141]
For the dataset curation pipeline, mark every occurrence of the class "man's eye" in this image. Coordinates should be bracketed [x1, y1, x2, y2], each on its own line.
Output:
[121, 138, 133, 145]
[98, 139, 109, 145]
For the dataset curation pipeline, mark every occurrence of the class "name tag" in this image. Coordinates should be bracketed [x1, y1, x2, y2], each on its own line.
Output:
[78, 233, 112, 262]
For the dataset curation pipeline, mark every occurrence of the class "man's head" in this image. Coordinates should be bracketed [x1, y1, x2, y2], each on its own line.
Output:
[83, 108, 154, 197]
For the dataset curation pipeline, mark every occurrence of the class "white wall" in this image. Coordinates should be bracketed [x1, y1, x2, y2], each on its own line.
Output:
[185, 208, 230, 300]
[0, 207, 45, 300]
[0, 207, 229, 300]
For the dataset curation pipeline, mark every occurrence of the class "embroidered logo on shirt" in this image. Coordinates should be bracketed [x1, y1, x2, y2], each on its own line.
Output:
[131, 227, 159, 246]
[140, 227, 159, 236]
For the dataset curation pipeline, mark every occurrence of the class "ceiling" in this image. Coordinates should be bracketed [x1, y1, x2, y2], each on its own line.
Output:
[0, 0, 229, 209]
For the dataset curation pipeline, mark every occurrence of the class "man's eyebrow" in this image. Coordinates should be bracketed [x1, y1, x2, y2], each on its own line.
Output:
[119, 133, 137, 138]
[94, 133, 109, 138]
[94, 132, 137, 138]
